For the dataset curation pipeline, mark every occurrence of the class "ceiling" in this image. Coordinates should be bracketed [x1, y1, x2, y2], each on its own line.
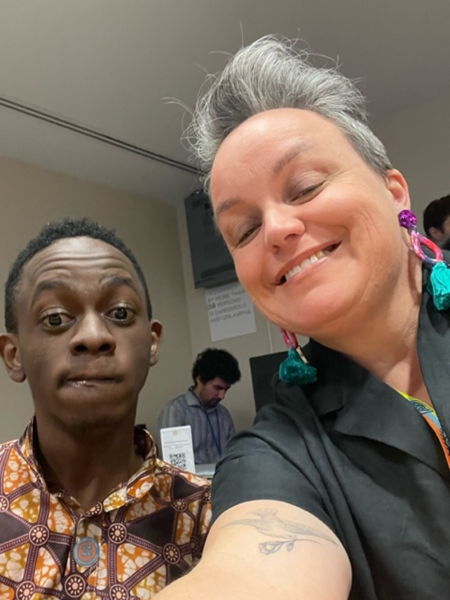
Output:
[1, 0, 449, 206]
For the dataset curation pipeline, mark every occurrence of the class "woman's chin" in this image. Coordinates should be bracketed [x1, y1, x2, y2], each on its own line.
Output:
[267, 299, 355, 339]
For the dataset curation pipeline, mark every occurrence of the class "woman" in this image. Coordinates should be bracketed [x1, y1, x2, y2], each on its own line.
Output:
[159, 36, 450, 599]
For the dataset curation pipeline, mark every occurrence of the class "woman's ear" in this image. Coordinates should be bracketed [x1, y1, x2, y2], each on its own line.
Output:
[386, 169, 411, 211]
[0, 334, 26, 382]
[149, 320, 163, 367]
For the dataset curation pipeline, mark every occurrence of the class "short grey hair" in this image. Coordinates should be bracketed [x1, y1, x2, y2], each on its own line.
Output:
[187, 35, 392, 192]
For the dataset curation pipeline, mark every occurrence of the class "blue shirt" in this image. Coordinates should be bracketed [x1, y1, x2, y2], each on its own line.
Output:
[158, 388, 235, 464]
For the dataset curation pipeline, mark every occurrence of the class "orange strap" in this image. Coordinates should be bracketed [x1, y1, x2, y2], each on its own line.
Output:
[399, 392, 450, 469]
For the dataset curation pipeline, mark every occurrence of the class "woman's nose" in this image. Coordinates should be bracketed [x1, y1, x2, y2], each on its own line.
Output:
[263, 205, 306, 251]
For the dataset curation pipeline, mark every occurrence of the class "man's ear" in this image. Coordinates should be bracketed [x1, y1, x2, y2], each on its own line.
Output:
[0, 333, 26, 382]
[386, 169, 411, 211]
[428, 226, 444, 244]
[149, 320, 163, 367]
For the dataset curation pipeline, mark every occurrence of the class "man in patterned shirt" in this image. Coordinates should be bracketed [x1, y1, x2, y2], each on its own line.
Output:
[0, 217, 211, 599]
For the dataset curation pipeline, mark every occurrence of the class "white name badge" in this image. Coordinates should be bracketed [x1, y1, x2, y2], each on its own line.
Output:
[160, 425, 196, 473]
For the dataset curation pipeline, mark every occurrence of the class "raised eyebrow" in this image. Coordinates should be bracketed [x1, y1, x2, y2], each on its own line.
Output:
[30, 275, 140, 307]
[272, 142, 309, 175]
[30, 279, 74, 306]
[99, 274, 140, 295]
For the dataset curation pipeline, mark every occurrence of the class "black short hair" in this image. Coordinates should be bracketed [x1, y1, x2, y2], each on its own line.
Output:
[5, 217, 152, 332]
[192, 348, 241, 385]
[423, 194, 450, 237]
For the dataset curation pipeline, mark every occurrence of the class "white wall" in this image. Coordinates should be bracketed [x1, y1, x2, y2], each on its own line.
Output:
[0, 157, 193, 442]
[372, 89, 450, 219]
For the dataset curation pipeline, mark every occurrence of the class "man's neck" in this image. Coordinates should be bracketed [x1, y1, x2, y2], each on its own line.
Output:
[192, 385, 207, 408]
[33, 417, 144, 512]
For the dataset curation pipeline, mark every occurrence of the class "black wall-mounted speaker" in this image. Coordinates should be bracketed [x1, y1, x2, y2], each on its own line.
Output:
[184, 189, 237, 289]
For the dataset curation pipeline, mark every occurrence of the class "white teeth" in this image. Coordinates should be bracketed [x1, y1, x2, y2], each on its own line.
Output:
[285, 250, 326, 281]
[286, 265, 303, 279]
[300, 258, 311, 269]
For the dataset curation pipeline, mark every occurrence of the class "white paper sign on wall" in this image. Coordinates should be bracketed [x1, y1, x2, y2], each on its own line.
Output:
[206, 281, 256, 342]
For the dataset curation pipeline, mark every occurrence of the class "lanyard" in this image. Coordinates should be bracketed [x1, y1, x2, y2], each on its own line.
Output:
[400, 392, 450, 469]
[204, 409, 222, 456]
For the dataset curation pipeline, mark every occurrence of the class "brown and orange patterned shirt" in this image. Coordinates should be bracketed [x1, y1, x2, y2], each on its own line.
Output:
[0, 421, 211, 599]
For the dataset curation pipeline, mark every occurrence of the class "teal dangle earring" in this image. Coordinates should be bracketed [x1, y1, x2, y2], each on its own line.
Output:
[398, 209, 450, 311]
[279, 329, 317, 385]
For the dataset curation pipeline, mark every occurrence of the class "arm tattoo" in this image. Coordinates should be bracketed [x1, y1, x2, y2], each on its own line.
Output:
[226, 509, 337, 555]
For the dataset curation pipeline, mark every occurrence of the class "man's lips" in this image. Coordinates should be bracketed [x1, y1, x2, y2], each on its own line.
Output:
[63, 375, 120, 387]
[276, 242, 341, 285]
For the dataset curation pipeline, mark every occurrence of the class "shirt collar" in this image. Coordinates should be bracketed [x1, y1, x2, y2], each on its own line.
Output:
[186, 386, 217, 411]
[277, 264, 450, 477]
[19, 418, 159, 498]
[186, 387, 202, 406]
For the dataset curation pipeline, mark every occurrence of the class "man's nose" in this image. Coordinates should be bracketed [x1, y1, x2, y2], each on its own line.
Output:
[69, 313, 116, 355]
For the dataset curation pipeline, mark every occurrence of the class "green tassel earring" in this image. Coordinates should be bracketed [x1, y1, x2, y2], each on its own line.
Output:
[279, 329, 317, 385]
[429, 262, 450, 310]
[399, 210, 450, 311]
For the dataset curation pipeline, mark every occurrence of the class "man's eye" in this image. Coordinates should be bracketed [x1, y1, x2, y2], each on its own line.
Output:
[108, 306, 135, 322]
[48, 314, 62, 326]
[42, 312, 71, 328]
[114, 307, 128, 320]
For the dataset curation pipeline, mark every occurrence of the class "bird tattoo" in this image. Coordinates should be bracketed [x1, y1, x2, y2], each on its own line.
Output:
[227, 509, 337, 555]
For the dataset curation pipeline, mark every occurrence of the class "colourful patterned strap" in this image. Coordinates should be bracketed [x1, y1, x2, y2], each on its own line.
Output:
[400, 392, 450, 468]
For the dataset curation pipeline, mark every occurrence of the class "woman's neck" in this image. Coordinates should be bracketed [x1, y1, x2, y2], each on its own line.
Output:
[317, 260, 429, 401]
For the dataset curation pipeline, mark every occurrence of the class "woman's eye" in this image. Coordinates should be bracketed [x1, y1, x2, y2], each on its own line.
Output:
[290, 182, 323, 203]
[236, 224, 260, 247]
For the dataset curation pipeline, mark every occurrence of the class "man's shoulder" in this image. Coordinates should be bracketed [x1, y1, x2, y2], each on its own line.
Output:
[0, 438, 20, 456]
[167, 389, 201, 408]
[164, 393, 189, 411]
[0, 438, 32, 486]
[158, 393, 195, 429]
[169, 392, 189, 403]
[151, 457, 211, 498]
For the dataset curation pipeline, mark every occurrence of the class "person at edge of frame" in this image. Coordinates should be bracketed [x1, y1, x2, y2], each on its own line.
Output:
[0, 217, 211, 598]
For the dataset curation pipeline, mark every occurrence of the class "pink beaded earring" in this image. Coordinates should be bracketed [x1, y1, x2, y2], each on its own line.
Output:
[398, 209, 450, 311]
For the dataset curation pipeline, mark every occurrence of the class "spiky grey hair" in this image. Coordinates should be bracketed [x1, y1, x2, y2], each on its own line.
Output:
[187, 35, 392, 192]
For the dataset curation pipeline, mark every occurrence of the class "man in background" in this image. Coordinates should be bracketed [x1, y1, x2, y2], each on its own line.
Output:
[158, 348, 241, 464]
[423, 193, 450, 248]
[0, 217, 210, 598]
